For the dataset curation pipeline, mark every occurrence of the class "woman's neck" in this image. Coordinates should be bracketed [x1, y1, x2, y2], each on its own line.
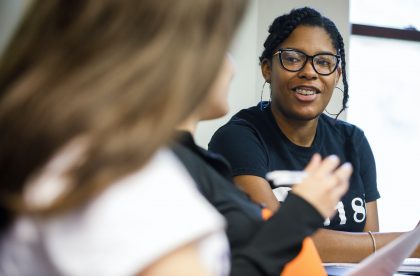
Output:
[177, 115, 199, 135]
[270, 106, 319, 147]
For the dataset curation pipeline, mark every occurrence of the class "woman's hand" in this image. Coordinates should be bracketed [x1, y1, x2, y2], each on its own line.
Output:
[292, 154, 353, 219]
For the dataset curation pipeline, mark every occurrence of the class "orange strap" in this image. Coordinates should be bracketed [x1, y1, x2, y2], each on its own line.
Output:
[281, 237, 327, 276]
[261, 207, 273, 221]
[260, 208, 326, 276]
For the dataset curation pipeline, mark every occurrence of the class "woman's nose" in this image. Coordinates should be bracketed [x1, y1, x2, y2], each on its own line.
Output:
[298, 58, 317, 80]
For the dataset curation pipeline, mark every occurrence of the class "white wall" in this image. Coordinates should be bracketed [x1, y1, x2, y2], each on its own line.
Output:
[0, 0, 30, 55]
[195, 0, 350, 148]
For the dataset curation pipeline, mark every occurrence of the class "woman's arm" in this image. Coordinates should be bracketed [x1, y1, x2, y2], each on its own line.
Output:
[234, 174, 419, 262]
[313, 202, 419, 261]
[312, 200, 379, 262]
[230, 192, 326, 276]
[230, 154, 353, 275]
[309, 199, 419, 262]
[140, 241, 211, 276]
[234, 175, 280, 211]
[312, 228, 420, 262]
[364, 201, 379, 232]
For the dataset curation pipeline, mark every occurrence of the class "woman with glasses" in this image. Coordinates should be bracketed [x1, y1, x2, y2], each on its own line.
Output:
[175, 55, 352, 275]
[209, 7, 420, 263]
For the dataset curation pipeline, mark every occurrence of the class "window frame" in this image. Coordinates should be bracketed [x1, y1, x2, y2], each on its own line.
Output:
[351, 23, 420, 42]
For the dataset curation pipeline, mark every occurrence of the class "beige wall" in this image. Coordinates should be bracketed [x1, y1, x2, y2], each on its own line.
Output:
[195, 0, 350, 148]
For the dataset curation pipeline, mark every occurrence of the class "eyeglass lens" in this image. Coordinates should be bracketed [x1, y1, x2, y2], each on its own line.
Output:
[280, 50, 338, 75]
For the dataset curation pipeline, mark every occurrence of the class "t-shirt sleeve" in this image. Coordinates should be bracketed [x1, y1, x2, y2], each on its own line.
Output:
[43, 150, 226, 276]
[209, 123, 268, 178]
[357, 132, 380, 202]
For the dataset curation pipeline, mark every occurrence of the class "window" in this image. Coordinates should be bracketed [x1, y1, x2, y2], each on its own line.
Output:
[348, 0, 420, 232]
[350, 0, 420, 30]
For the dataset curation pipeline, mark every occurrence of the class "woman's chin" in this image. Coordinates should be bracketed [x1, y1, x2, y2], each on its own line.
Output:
[285, 110, 322, 121]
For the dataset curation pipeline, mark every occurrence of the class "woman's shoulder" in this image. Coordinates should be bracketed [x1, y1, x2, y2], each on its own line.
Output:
[213, 103, 272, 140]
[2, 149, 226, 276]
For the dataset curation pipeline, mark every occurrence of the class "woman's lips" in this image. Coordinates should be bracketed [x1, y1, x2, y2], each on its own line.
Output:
[292, 87, 319, 102]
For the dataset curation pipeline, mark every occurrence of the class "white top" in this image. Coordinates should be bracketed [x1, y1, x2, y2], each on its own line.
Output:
[0, 149, 229, 276]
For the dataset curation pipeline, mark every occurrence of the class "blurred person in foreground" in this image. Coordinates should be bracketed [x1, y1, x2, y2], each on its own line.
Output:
[0, 0, 247, 275]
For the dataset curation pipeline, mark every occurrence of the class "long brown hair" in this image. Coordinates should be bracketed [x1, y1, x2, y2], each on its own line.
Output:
[0, 0, 247, 230]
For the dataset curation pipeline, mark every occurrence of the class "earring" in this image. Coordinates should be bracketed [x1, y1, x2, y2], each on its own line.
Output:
[259, 80, 271, 111]
[325, 86, 344, 118]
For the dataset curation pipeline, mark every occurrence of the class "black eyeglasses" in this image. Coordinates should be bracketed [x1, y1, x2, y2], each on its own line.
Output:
[273, 48, 340, 76]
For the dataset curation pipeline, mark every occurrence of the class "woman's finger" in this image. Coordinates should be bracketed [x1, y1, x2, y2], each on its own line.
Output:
[331, 162, 352, 198]
[304, 153, 322, 174]
[313, 155, 341, 176]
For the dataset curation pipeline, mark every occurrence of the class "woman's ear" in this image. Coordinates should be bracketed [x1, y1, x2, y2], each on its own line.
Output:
[261, 58, 272, 83]
[335, 66, 342, 85]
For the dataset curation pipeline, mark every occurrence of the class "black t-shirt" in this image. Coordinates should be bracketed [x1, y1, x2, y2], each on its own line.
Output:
[209, 103, 380, 233]
[173, 131, 324, 275]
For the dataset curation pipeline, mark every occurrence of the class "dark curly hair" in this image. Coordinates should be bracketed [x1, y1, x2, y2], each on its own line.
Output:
[260, 7, 348, 117]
